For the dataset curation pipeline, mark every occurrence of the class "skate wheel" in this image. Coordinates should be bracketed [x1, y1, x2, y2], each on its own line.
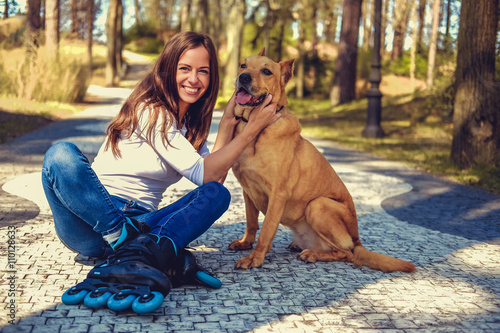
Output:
[195, 271, 222, 289]
[83, 288, 113, 308]
[107, 291, 136, 312]
[61, 287, 89, 305]
[131, 291, 164, 314]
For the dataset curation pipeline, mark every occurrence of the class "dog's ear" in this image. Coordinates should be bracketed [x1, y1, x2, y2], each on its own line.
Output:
[278, 59, 295, 107]
[280, 59, 295, 85]
[258, 48, 266, 56]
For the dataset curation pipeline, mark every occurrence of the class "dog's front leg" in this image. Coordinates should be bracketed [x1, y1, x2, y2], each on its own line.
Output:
[228, 191, 259, 250]
[235, 195, 286, 269]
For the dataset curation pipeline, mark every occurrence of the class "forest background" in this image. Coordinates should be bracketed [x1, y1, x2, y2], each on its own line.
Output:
[0, 0, 499, 194]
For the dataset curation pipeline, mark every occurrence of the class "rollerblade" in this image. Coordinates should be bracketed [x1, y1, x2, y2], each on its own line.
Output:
[62, 223, 175, 313]
[166, 248, 222, 289]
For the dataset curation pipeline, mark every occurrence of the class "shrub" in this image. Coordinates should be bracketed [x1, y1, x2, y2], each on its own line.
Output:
[0, 47, 90, 103]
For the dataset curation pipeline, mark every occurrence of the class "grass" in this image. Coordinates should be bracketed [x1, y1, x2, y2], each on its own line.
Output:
[289, 92, 500, 195]
[0, 96, 81, 143]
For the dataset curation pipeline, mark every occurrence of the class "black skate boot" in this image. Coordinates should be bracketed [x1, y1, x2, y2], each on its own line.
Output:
[62, 233, 176, 314]
[166, 248, 222, 289]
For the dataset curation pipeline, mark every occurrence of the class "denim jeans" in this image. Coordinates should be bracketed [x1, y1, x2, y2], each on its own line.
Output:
[42, 142, 231, 259]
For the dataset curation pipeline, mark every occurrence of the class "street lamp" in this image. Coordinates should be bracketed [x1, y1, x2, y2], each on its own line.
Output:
[362, 0, 385, 138]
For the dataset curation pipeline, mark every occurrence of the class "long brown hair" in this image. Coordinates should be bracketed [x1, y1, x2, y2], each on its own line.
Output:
[105, 32, 220, 158]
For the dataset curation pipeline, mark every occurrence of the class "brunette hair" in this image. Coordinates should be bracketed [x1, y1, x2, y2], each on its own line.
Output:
[105, 31, 219, 157]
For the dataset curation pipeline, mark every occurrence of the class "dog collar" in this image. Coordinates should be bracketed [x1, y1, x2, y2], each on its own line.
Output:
[235, 105, 284, 123]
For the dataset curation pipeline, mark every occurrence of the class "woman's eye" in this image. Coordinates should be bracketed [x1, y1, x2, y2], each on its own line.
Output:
[200, 69, 210, 74]
[263, 69, 272, 76]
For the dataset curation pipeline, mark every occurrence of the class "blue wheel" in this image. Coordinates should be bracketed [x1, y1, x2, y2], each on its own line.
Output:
[107, 290, 136, 312]
[131, 291, 164, 314]
[83, 288, 113, 308]
[195, 271, 222, 289]
[61, 287, 89, 305]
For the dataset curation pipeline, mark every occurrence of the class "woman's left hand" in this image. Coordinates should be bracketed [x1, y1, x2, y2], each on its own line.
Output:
[220, 93, 239, 128]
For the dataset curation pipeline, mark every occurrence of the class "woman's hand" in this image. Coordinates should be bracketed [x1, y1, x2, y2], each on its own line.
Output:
[245, 94, 281, 135]
[220, 93, 239, 128]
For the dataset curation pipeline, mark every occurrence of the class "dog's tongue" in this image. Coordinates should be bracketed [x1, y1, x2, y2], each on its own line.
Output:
[236, 90, 252, 105]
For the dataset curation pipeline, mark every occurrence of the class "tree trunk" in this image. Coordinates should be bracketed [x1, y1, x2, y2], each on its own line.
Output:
[180, 0, 192, 31]
[4, 0, 9, 19]
[380, 0, 389, 54]
[417, 0, 426, 53]
[195, 0, 208, 32]
[451, 0, 499, 168]
[296, 19, 306, 99]
[444, 0, 453, 51]
[87, 0, 94, 75]
[45, 0, 60, 60]
[105, 0, 118, 87]
[410, 0, 418, 87]
[211, 0, 221, 50]
[391, 0, 410, 60]
[116, 0, 124, 78]
[25, 0, 42, 58]
[71, 0, 78, 34]
[263, 0, 271, 54]
[362, 0, 372, 49]
[426, 0, 440, 90]
[330, 0, 363, 105]
[222, 0, 245, 98]
[134, 0, 140, 26]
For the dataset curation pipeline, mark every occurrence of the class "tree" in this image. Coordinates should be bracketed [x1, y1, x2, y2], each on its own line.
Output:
[330, 0, 363, 105]
[180, 0, 192, 31]
[105, 0, 122, 87]
[25, 0, 42, 58]
[451, 0, 499, 168]
[3, 0, 9, 18]
[45, 0, 60, 59]
[391, 0, 411, 60]
[426, 0, 440, 90]
[409, 0, 418, 87]
[417, 0, 427, 53]
[222, 0, 245, 98]
[87, 0, 94, 74]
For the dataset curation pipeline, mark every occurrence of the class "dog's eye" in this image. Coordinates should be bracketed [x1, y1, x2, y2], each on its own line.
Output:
[262, 69, 273, 76]
[240, 64, 246, 69]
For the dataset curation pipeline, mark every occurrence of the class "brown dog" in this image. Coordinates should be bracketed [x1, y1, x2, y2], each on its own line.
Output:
[228, 49, 416, 273]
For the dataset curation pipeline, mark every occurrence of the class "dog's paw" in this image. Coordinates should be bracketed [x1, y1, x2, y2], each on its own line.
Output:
[298, 249, 318, 263]
[228, 239, 253, 251]
[235, 254, 264, 269]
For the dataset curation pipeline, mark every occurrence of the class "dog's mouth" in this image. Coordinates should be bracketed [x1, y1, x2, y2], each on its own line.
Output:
[235, 88, 266, 107]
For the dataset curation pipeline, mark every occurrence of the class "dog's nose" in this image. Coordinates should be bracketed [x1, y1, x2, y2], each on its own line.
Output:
[239, 73, 251, 84]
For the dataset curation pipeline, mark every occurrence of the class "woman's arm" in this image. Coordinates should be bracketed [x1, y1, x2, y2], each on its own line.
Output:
[204, 94, 280, 184]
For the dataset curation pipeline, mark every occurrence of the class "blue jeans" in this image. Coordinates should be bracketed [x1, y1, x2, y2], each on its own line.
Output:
[42, 142, 231, 259]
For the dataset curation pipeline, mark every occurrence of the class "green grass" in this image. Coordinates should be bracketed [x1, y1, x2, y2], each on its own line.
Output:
[0, 96, 80, 143]
[289, 94, 500, 195]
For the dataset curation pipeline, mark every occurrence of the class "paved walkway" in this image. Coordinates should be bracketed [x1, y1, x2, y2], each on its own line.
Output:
[1, 55, 499, 333]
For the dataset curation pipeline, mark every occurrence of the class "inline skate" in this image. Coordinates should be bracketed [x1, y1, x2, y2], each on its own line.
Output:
[62, 219, 222, 313]
[62, 232, 174, 313]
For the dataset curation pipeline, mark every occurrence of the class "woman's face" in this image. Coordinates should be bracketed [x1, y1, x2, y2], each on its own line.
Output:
[176, 46, 211, 114]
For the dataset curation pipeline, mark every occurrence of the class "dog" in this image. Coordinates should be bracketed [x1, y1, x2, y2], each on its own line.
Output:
[228, 48, 416, 273]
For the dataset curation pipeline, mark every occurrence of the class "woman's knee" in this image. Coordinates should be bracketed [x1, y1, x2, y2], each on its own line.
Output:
[202, 181, 231, 211]
[43, 142, 85, 173]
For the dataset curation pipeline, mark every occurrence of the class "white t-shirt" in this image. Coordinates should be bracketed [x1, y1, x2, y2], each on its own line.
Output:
[92, 106, 209, 211]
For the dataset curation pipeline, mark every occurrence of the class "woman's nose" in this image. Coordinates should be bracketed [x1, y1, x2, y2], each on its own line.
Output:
[188, 70, 199, 84]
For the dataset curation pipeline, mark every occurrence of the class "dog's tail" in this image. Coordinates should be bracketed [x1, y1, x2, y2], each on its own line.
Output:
[351, 243, 417, 273]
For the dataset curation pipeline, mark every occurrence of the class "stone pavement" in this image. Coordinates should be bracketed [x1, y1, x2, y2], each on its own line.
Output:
[1, 58, 500, 333]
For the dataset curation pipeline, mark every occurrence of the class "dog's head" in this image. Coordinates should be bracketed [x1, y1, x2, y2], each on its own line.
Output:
[235, 48, 295, 112]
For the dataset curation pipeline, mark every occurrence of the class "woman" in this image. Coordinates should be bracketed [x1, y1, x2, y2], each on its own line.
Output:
[42, 32, 280, 306]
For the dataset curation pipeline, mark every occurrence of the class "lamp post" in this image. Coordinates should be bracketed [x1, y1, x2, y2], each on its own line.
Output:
[362, 0, 385, 138]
